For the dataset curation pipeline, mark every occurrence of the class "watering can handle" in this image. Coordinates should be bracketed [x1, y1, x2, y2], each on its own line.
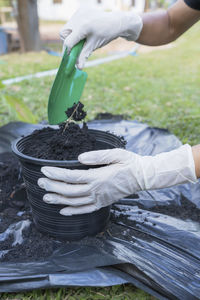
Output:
[65, 39, 85, 76]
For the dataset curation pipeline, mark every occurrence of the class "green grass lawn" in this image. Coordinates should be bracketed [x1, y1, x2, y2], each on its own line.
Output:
[0, 22, 200, 300]
[1, 285, 155, 300]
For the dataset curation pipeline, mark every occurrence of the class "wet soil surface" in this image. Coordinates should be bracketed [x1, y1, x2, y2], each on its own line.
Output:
[22, 122, 96, 160]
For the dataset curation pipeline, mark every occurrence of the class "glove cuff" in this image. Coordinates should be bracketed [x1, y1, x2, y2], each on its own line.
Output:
[140, 144, 197, 190]
[119, 11, 143, 41]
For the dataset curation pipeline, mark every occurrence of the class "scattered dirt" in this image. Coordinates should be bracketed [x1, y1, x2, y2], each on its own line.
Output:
[0, 221, 60, 262]
[0, 207, 29, 234]
[0, 153, 59, 262]
[148, 197, 200, 223]
[95, 112, 129, 121]
[113, 196, 200, 227]
[0, 159, 60, 262]
[0, 152, 23, 212]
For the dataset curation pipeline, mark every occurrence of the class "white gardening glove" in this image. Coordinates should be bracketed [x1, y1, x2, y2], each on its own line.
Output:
[60, 7, 143, 68]
[38, 145, 197, 216]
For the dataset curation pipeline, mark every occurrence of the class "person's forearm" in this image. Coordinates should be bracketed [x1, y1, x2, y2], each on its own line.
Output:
[137, 0, 200, 46]
[192, 145, 200, 178]
[138, 10, 171, 45]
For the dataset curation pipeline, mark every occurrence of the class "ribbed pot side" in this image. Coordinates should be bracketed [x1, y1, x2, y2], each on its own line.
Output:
[12, 129, 125, 240]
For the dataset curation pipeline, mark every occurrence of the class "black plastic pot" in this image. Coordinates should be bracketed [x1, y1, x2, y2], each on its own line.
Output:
[12, 129, 125, 240]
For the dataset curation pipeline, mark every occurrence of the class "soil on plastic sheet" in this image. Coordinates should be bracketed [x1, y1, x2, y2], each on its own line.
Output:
[0, 152, 23, 212]
[113, 196, 200, 226]
[0, 152, 20, 178]
[95, 112, 129, 121]
[0, 220, 60, 262]
[149, 196, 200, 222]
[1, 154, 200, 263]
[2, 195, 200, 263]
[0, 194, 61, 262]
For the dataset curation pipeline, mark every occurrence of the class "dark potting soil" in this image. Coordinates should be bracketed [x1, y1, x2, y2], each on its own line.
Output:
[21, 102, 127, 160]
[0, 152, 23, 212]
[113, 196, 200, 224]
[0, 221, 60, 262]
[65, 102, 87, 121]
[0, 152, 20, 178]
[149, 196, 200, 223]
[0, 153, 61, 262]
[22, 122, 97, 160]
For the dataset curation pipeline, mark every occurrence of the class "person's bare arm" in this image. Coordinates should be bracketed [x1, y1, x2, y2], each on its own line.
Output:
[192, 145, 200, 178]
[138, 0, 200, 46]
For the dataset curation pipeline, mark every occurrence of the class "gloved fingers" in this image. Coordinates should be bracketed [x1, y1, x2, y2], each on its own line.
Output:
[60, 204, 98, 216]
[38, 178, 91, 197]
[63, 31, 86, 55]
[77, 39, 93, 69]
[78, 148, 132, 165]
[43, 193, 94, 206]
[41, 166, 93, 183]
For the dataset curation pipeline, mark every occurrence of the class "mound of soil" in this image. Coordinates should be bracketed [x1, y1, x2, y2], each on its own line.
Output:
[22, 122, 96, 160]
[22, 102, 126, 161]
[65, 102, 87, 121]
[0, 220, 60, 262]
[22, 102, 98, 160]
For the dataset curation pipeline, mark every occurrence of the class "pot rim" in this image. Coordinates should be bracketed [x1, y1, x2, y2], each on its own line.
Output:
[12, 136, 83, 167]
[11, 128, 124, 167]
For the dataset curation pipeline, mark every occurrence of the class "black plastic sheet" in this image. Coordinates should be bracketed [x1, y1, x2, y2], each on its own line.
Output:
[0, 119, 200, 300]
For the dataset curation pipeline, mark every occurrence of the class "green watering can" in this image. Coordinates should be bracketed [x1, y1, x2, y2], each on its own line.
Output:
[48, 40, 87, 125]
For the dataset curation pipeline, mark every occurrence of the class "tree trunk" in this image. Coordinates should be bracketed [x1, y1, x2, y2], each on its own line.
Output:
[16, 0, 40, 52]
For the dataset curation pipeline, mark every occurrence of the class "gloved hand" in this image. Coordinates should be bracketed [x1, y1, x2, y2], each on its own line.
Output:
[60, 7, 143, 68]
[38, 145, 197, 216]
